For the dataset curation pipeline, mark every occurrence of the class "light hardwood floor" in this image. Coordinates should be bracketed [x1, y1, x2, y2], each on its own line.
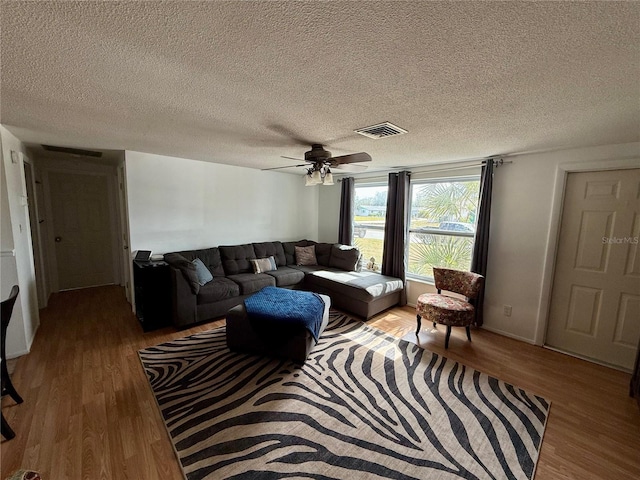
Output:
[1, 286, 639, 479]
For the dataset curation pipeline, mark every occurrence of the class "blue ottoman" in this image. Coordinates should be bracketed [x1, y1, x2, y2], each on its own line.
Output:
[226, 293, 330, 363]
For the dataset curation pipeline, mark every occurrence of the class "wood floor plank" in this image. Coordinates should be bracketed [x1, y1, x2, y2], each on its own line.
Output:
[1, 286, 638, 479]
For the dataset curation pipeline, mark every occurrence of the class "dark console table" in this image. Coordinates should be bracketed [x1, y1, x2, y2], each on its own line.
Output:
[133, 260, 171, 331]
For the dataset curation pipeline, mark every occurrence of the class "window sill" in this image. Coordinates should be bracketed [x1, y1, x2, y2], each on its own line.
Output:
[406, 276, 435, 287]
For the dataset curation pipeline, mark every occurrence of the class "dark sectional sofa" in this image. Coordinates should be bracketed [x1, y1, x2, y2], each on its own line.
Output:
[163, 239, 404, 327]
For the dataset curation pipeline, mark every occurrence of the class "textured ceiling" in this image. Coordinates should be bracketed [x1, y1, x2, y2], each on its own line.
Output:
[1, 1, 638, 174]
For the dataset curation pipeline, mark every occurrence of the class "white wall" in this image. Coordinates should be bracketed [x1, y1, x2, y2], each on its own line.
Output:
[0, 126, 40, 358]
[483, 142, 639, 343]
[125, 151, 320, 253]
[317, 181, 341, 243]
[319, 143, 639, 344]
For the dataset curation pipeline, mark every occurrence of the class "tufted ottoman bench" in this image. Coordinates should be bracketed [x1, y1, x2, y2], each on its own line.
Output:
[226, 292, 331, 363]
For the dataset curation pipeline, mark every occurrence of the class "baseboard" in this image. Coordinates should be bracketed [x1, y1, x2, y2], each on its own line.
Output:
[480, 325, 536, 345]
[6, 321, 39, 359]
[404, 305, 534, 345]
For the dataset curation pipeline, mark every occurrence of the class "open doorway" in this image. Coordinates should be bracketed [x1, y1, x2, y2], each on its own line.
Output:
[27, 147, 130, 301]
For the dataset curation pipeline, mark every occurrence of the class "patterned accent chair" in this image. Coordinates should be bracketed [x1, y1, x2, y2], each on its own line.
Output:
[415, 268, 484, 349]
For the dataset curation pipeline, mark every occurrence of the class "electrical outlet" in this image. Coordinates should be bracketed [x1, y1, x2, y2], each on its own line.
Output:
[503, 305, 512, 317]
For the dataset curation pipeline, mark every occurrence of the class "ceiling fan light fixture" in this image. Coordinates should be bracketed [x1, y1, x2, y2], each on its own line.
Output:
[305, 173, 315, 186]
[311, 170, 322, 184]
[305, 168, 318, 186]
[285, 144, 370, 185]
[323, 169, 334, 185]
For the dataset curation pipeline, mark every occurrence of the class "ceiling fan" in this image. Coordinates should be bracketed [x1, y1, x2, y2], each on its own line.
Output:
[263, 144, 372, 186]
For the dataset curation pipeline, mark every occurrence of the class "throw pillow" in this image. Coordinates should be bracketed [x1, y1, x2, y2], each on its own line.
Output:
[329, 244, 360, 271]
[192, 258, 213, 286]
[250, 256, 277, 274]
[295, 245, 317, 266]
[164, 252, 201, 294]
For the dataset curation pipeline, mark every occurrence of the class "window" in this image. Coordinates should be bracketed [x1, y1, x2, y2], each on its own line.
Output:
[407, 177, 480, 280]
[352, 184, 387, 272]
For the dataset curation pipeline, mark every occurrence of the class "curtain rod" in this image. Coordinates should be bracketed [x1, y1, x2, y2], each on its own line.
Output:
[337, 157, 511, 182]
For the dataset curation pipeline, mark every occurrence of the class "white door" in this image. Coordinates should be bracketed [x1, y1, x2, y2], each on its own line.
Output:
[49, 171, 116, 290]
[546, 169, 640, 370]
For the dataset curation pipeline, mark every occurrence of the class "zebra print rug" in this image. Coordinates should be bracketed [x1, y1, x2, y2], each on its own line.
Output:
[139, 312, 549, 480]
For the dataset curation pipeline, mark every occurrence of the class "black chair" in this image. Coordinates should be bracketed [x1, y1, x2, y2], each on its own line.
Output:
[1, 285, 22, 440]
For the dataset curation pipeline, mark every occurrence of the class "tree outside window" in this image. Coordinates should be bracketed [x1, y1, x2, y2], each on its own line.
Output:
[407, 177, 480, 279]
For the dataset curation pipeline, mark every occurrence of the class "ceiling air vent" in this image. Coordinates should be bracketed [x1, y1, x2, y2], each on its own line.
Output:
[42, 145, 103, 158]
[355, 122, 408, 139]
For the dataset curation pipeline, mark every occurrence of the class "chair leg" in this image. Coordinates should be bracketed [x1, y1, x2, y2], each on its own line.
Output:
[416, 314, 421, 335]
[1, 412, 15, 440]
[1, 360, 23, 404]
[445, 325, 452, 349]
[466, 326, 472, 342]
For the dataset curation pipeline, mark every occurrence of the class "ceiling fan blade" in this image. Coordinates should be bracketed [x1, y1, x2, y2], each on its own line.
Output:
[280, 155, 305, 162]
[332, 163, 368, 172]
[262, 163, 307, 171]
[331, 152, 372, 164]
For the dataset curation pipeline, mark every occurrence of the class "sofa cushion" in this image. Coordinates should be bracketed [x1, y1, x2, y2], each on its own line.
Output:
[175, 248, 225, 277]
[219, 244, 257, 275]
[192, 258, 214, 285]
[329, 244, 361, 271]
[295, 245, 317, 265]
[250, 256, 277, 274]
[312, 242, 333, 266]
[289, 265, 343, 274]
[305, 270, 404, 302]
[197, 277, 240, 304]
[252, 241, 286, 266]
[265, 266, 305, 287]
[164, 252, 201, 294]
[283, 240, 311, 265]
[227, 272, 276, 295]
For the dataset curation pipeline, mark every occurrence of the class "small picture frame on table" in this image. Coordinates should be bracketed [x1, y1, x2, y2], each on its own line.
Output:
[134, 250, 152, 262]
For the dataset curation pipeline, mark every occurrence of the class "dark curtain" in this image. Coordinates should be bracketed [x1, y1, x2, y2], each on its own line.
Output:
[382, 171, 410, 306]
[338, 177, 355, 245]
[471, 159, 495, 326]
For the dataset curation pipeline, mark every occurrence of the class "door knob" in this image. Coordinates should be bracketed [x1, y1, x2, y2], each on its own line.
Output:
[55, 236, 62, 242]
